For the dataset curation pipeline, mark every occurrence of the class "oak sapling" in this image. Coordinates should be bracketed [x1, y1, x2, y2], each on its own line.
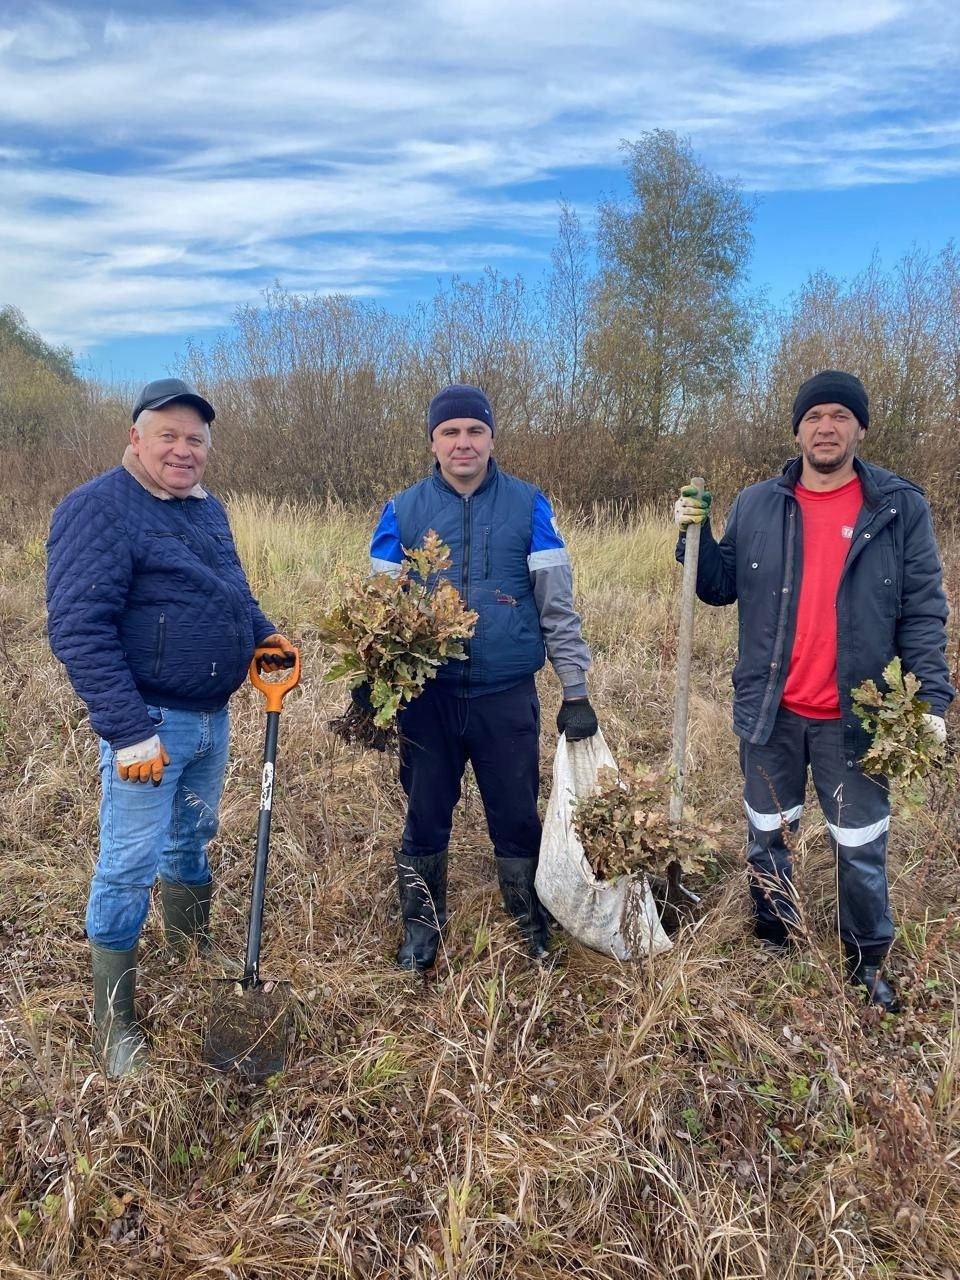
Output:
[572, 763, 720, 927]
[851, 657, 946, 803]
[318, 531, 478, 738]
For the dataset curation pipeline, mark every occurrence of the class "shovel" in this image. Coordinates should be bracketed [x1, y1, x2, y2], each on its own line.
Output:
[203, 643, 301, 1080]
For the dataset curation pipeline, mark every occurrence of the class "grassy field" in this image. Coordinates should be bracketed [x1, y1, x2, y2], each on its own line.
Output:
[1, 498, 959, 1279]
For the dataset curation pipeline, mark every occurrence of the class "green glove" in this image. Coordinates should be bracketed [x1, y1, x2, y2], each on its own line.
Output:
[674, 485, 712, 530]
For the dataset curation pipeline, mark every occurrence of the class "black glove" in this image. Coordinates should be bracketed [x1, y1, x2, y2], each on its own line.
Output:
[557, 698, 599, 742]
[351, 680, 375, 716]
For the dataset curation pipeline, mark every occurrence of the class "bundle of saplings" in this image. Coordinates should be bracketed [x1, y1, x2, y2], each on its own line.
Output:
[852, 657, 950, 802]
[572, 763, 719, 930]
[319, 531, 477, 748]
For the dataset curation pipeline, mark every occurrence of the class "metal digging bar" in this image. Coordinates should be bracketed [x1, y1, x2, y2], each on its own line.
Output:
[203, 644, 301, 1081]
[656, 475, 706, 926]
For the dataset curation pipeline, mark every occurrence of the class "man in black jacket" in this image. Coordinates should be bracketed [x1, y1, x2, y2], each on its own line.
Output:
[675, 370, 953, 1011]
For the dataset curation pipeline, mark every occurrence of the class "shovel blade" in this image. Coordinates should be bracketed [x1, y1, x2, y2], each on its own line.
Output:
[203, 977, 292, 1081]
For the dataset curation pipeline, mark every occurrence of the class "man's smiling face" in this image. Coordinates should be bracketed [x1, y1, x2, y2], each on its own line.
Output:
[795, 402, 865, 475]
[130, 404, 211, 495]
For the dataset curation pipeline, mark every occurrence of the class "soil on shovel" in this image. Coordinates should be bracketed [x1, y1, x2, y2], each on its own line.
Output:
[204, 978, 292, 1081]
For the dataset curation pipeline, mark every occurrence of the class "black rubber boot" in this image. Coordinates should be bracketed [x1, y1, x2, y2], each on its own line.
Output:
[847, 957, 901, 1013]
[395, 850, 448, 972]
[90, 942, 147, 1078]
[753, 917, 793, 952]
[495, 856, 550, 960]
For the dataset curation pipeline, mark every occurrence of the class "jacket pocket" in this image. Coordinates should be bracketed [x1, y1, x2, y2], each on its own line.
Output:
[746, 530, 765, 572]
[153, 612, 166, 678]
[879, 543, 901, 617]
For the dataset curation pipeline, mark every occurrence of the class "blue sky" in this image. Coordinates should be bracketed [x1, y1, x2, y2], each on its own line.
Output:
[1, 0, 958, 384]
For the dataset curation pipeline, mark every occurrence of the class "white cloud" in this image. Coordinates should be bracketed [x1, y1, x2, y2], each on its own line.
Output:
[0, 1, 88, 61]
[0, 0, 957, 349]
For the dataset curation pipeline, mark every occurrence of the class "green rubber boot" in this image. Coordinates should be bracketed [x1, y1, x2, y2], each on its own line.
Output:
[90, 942, 147, 1078]
[159, 878, 213, 958]
[159, 878, 236, 971]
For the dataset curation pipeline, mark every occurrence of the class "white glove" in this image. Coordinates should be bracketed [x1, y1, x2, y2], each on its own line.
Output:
[116, 735, 162, 766]
[115, 735, 170, 784]
[922, 714, 947, 747]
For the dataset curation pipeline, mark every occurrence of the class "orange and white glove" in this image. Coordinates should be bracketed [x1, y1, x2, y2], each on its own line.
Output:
[116, 735, 170, 785]
[259, 632, 297, 669]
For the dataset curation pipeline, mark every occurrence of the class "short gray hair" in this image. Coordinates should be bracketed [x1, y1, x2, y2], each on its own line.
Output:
[133, 405, 212, 441]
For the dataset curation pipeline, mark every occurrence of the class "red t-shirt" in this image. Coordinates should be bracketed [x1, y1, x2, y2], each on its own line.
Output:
[781, 476, 863, 720]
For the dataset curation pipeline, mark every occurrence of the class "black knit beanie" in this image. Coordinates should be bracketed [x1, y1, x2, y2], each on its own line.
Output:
[792, 370, 869, 434]
[427, 385, 495, 438]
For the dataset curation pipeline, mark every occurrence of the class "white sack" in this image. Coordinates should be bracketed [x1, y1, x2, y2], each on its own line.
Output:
[535, 732, 672, 960]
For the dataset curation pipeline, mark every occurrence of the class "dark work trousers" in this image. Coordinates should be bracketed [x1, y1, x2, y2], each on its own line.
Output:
[398, 677, 542, 860]
[740, 707, 894, 960]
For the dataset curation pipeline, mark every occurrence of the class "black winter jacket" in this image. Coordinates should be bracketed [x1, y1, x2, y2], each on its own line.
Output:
[676, 457, 953, 762]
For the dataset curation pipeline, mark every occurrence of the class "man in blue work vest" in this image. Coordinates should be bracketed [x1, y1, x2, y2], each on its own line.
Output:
[367, 384, 598, 971]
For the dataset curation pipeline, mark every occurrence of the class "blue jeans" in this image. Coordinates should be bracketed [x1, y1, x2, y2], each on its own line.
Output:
[86, 705, 230, 951]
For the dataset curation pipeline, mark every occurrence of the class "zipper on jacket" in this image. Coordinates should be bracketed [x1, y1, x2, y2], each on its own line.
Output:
[461, 496, 472, 695]
[752, 504, 797, 742]
[153, 612, 166, 678]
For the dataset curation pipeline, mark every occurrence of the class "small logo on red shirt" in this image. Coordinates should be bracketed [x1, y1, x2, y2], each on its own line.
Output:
[841, 525, 854, 539]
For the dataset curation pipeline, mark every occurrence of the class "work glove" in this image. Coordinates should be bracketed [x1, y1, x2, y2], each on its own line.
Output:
[259, 632, 297, 670]
[923, 713, 947, 747]
[674, 486, 712, 530]
[116, 735, 170, 785]
[557, 698, 599, 742]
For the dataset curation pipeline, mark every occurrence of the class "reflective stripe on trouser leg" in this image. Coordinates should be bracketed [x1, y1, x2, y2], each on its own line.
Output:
[806, 717, 894, 956]
[739, 710, 810, 929]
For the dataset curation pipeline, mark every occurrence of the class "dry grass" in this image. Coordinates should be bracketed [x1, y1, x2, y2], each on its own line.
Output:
[1, 499, 959, 1279]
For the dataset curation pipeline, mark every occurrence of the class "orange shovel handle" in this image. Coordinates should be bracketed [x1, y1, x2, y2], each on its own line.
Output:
[249, 646, 301, 712]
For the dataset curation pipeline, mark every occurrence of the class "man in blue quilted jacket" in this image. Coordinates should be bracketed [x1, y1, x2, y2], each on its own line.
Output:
[46, 378, 295, 1076]
[367, 384, 598, 971]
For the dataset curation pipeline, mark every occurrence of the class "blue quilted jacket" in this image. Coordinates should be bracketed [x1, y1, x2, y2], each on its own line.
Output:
[46, 463, 274, 750]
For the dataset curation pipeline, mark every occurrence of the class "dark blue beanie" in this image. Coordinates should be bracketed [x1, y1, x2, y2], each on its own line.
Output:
[427, 384, 495, 437]
[792, 370, 869, 433]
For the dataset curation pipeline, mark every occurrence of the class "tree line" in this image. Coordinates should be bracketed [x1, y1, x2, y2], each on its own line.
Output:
[2, 132, 958, 529]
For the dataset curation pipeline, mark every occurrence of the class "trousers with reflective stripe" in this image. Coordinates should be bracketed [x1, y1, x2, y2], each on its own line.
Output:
[740, 707, 894, 958]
